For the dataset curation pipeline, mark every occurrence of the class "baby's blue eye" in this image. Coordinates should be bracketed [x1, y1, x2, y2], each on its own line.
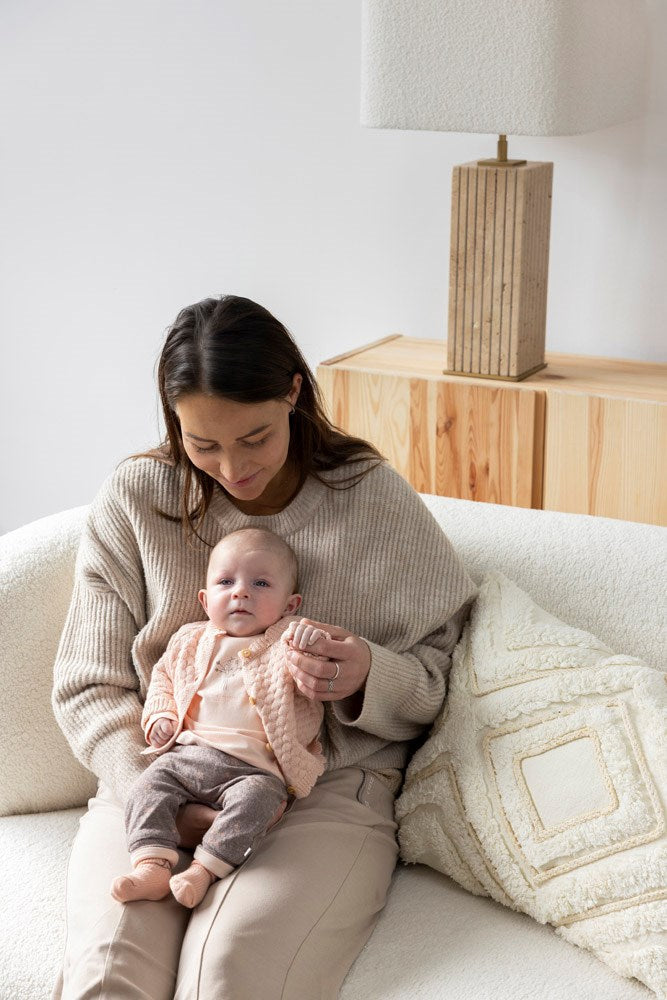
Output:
[254, 580, 269, 588]
[219, 578, 233, 586]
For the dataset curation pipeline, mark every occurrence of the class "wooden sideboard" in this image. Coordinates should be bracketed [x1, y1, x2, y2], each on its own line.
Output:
[316, 336, 667, 527]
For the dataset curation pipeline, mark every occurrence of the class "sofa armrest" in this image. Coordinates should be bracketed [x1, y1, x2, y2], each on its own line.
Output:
[0, 506, 97, 816]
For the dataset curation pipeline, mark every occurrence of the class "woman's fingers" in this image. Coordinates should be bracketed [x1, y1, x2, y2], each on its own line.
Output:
[287, 648, 337, 683]
[284, 620, 371, 702]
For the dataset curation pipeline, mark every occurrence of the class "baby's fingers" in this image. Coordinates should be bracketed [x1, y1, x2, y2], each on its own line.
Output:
[293, 624, 330, 650]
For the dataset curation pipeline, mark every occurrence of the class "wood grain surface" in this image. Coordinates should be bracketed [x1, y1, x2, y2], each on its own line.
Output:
[317, 336, 666, 525]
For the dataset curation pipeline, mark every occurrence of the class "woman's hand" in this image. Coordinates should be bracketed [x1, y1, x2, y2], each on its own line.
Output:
[284, 618, 371, 703]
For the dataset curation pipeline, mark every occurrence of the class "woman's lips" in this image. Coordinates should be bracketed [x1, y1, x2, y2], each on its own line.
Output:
[230, 471, 259, 487]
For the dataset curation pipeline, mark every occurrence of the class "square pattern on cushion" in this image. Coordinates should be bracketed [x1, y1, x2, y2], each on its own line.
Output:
[396, 571, 666, 997]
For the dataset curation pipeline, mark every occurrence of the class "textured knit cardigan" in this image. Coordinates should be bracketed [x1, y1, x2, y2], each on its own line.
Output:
[53, 457, 477, 805]
[141, 617, 325, 798]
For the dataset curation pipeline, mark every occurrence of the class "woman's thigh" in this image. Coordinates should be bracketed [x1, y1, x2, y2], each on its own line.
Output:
[175, 767, 398, 1000]
[55, 783, 191, 1000]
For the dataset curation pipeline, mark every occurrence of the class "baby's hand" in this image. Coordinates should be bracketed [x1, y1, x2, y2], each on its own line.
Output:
[149, 718, 176, 748]
[284, 619, 331, 652]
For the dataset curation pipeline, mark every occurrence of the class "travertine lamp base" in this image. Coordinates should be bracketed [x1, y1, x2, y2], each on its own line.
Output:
[446, 160, 553, 381]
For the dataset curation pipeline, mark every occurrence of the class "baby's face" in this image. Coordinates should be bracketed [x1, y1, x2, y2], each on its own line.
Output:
[199, 537, 300, 637]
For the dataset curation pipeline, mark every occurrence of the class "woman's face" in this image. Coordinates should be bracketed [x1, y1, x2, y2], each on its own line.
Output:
[175, 375, 301, 509]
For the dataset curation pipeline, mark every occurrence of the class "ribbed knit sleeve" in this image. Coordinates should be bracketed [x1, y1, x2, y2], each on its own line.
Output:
[328, 469, 477, 740]
[52, 469, 150, 803]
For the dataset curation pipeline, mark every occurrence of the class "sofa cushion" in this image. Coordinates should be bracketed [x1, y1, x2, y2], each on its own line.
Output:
[340, 865, 652, 1000]
[0, 507, 96, 816]
[396, 571, 666, 997]
[0, 807, 83, 1000]
[2, 809, 649, 1000]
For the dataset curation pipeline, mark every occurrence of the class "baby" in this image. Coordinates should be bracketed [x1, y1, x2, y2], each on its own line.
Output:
[111, 527, 327, 908]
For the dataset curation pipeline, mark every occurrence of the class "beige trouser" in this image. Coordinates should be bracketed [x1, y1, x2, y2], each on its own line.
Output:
[53, 766, 398, 1000]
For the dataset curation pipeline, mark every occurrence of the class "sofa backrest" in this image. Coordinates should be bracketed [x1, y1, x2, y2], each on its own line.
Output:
[0, 497, 663, 817]
[422, 495, 664, 670]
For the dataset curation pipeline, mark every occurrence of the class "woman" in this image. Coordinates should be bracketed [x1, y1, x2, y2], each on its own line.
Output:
[53, 294, 476, 999]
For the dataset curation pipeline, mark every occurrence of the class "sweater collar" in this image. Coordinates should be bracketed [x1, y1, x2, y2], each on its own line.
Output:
[208, 473, 326, 536]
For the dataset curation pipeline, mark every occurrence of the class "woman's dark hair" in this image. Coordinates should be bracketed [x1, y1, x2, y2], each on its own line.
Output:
[139, 295, 383, 538]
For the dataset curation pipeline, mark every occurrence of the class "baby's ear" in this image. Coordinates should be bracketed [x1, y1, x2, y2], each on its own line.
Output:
[284, 593, 302, 615]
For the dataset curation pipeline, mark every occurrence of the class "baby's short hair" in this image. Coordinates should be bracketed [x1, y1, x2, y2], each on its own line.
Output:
[210, 527, 299, 592]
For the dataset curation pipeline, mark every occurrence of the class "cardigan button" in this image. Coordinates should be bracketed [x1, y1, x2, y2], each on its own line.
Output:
[286, 785, 296, 796]
[265, 742, 273, 755]
[240, 648, 253, 659]
[248, 695, 256, 706]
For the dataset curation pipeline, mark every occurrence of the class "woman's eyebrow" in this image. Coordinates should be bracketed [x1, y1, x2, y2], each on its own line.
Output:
[237, 424, 271, 441]
[184, 432, 218, 443]
[184, 424, 270, 444]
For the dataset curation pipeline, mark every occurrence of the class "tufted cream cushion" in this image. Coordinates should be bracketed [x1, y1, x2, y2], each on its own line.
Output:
[396, 571, 666, 996]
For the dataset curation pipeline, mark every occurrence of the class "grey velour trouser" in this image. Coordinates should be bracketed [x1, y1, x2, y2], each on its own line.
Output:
[126, 743, 287, 868]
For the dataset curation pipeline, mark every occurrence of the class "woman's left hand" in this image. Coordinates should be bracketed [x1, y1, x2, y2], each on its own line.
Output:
[284, 618, 371, 702]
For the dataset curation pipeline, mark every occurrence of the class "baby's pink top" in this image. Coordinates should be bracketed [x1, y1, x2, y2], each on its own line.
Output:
[176, 648, 284, 781]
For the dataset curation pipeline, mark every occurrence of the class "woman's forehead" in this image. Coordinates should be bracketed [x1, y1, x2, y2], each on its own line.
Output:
[176, 392, 281, 440]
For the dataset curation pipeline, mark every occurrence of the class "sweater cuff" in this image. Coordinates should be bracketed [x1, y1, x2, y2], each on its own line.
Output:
[89, 728, 149, 807]
[331, 639, 429, 740]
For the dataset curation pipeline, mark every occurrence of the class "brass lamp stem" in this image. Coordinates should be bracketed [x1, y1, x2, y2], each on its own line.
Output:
[478, 133, 526, 168]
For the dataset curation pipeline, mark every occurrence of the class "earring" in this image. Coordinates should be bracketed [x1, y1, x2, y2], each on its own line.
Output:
[289, 405, 295, 416]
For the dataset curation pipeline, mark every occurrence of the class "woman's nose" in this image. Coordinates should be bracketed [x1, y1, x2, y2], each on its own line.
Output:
[219, 459, 247, 484]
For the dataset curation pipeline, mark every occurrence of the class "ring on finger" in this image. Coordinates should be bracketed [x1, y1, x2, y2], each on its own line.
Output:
[327, 662, 340, 693]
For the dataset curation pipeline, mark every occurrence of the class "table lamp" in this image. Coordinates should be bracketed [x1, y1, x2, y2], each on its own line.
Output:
[361, 0, 647, 380]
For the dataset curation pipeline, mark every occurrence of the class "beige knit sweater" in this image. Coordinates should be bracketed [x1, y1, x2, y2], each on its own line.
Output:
[53, 456, 476, 804]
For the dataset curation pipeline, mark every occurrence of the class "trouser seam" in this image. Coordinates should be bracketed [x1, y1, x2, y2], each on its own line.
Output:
[53, 823, 77, 999]
[195, 864, 245, 1000]
[279, 829, 372, 1000]
[98, 905, 129, 1000]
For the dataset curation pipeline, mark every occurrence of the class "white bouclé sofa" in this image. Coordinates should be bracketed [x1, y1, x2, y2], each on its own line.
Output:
[1, 495, 664, 1000]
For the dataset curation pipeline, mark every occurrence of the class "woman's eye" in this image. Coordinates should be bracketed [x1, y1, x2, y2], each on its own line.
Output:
[193, 444, 217, 454]
[243, 435, 270, 449]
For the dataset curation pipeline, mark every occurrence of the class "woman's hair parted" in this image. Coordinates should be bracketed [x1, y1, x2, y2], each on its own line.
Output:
[139, 295, 383, 539]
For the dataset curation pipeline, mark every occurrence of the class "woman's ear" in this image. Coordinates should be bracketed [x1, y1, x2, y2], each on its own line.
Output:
[288, 373, 302, 409]
[284, 593, 302, 615]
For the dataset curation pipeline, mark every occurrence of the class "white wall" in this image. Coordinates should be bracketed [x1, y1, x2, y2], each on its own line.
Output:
[1, 0, 665, 533]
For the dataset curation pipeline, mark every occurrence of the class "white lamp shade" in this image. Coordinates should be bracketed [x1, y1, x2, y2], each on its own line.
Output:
[361, 0, 647, 137]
